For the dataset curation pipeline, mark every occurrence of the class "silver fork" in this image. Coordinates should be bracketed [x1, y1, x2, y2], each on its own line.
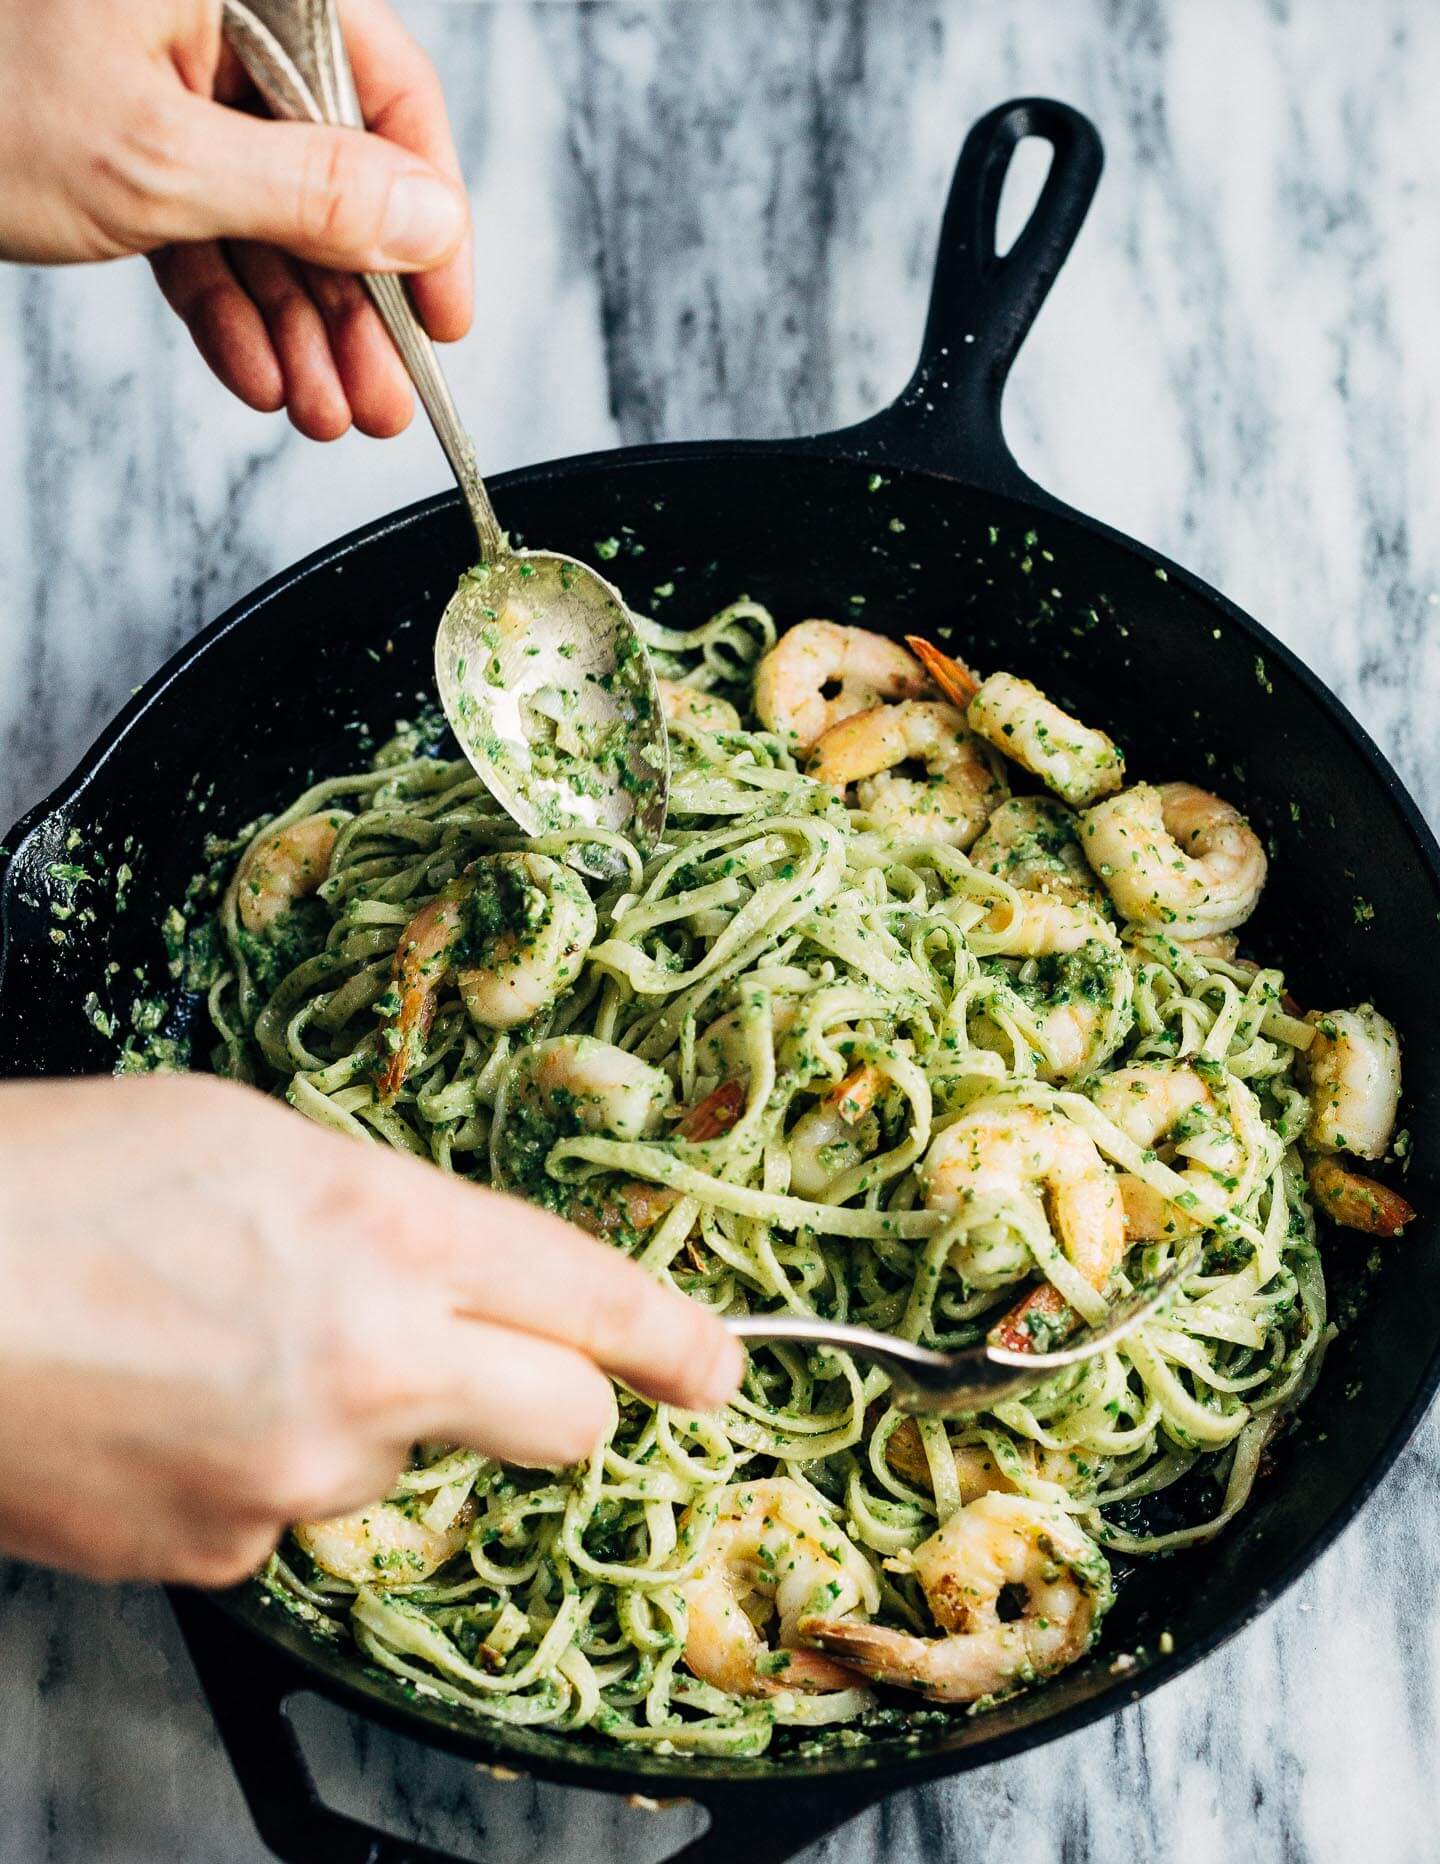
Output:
[724, 1247, 1197, 1414]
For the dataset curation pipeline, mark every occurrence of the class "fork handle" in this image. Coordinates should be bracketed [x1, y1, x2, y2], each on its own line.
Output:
[220, 0, 505, 562]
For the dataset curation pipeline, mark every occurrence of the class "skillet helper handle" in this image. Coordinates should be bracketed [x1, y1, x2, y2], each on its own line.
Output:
[661, 1782, 889, 1864]
[173, 1589, 889, 1864]
[170, 1589, 467, 1864]
[833, 95, 1103, 500]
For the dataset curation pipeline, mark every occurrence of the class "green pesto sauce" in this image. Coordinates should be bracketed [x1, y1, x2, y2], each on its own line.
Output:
[496, 1083, 583, 1211]
[459, 602, 663, 838]
[234, 898, 330, 995]
[1010, 940, 1123, 1011]
[453, 862, 543, 968]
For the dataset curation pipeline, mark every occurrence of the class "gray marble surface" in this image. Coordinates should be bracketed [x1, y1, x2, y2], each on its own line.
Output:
[3, 1, 1439, 1859]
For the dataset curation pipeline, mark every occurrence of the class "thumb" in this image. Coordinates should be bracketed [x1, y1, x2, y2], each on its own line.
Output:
[161, 99, 467, 271]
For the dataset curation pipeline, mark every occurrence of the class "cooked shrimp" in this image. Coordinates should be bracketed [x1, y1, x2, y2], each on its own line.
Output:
[676, 1079, 747, 1141]
[886, 1421, 1017, 1500]
[885, 1419, 1085, 1497]
[968, 816, 1117, 961]
[1308, 1157, 1414, 1237]
[810, 700, 1003, 849]
[294, 1496, 473, 1589]
[969, 796, 1106, 910]
[699, 1017, 881, 1197]
[378, 854, 596, 1100]
[905, 635, 1119, 812]
[1303, 1005, 1401, 1160]
[992, 899, 1116, 963]
[1028, 971, 1125, 1083]
[787, 1065, 884, 1198]
[492, 1034, 674, 1196]
[920, 1101, 1124, 1292]
[505, 1035, 674, 1141]
[1187, 933, 1240, 962]
[596, 1180, 683, 1235]
[1114, 1174, 1193, 1243]
[753, 621, 928, 753]
[968, 672, 1125, 808]
[1299, 1007, 1410, 1236]
[989, 928, 1130, 1084]
[1080, 781, 1267, 936]
[799, 1492, 1111, 1703]
[989, 1282, 1076, 1353]
[1090, 1062, 1243, 1230]
[679, 1479, 878, 1698]
[658, 681, 741, 733]
[235, 810, 347, 936]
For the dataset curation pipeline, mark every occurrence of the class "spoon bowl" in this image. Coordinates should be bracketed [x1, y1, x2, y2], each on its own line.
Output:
[435, 551, 669, 875]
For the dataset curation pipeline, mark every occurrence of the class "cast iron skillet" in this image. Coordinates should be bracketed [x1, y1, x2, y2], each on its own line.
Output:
[3, 98, 1439, 1864]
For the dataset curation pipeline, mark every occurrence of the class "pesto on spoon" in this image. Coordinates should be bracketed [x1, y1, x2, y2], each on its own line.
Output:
[434, 548, 668, 875]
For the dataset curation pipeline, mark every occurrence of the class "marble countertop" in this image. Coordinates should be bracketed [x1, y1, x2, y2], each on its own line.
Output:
[3, 2, 1439, 1859]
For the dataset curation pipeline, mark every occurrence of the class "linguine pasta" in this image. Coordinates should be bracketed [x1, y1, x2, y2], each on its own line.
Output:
[197, 600, 1361, 1753]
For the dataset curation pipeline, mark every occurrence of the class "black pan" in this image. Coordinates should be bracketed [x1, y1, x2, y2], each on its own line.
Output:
[4, 98, 1439, 1864]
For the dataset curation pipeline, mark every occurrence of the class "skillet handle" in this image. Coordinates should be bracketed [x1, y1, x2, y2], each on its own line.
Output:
[171, 1589, 475, 1864]
[822, 95, 1103, 502]
[171, 1589, 887, 1864]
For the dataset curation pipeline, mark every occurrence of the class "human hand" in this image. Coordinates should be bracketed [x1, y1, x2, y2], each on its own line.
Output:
[0, 1075, 740, 1586]
[0, 0, 471, 439]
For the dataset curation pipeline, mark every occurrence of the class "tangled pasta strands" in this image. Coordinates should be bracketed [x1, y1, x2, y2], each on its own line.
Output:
[200, 604, 1332, 1751]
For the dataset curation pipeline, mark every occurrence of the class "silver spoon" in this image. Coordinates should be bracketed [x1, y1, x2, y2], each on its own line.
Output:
[725, 1246, 1198, 1415]
[222, 0, 669, 877]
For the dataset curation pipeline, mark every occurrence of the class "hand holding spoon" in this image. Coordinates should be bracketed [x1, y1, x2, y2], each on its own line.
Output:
[222, 0, 669, 876]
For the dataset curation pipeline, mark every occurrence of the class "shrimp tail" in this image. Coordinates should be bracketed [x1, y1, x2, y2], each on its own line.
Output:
[905, 634, 982, 707]
[676, 1079, 746, 1140]
[882, 1416, 932, 1487]
[1309, 1157, 1414, 1236]
[832, 1063, 883, 1123]
[797, 1617, 962, 1701]
[761, 1646, 871, 1695]
[590, 1182, 681, 1236]
[376, 893, 467, 1104]
[989, 1282, 1077, 1354]
[377, 985, 438, 1103]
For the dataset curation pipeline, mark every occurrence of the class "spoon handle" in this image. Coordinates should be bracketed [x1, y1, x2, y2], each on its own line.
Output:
[220, 0, 506, 563]
[361, 275, 505, 562]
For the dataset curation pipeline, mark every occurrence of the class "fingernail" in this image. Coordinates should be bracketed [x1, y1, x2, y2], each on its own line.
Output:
[381, 174, 465, 266]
